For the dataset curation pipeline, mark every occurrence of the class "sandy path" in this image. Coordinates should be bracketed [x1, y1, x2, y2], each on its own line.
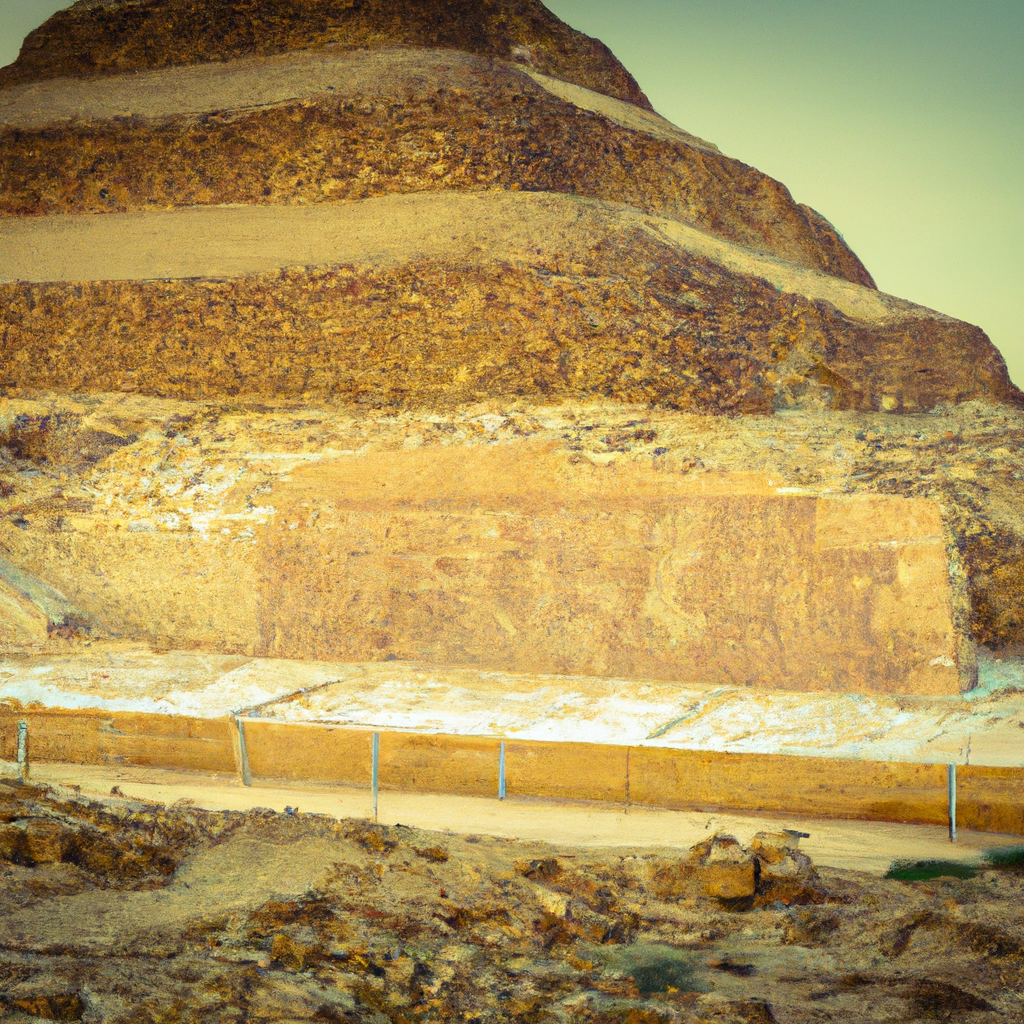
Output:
[16, 763, 1024, 876]
[0, 43, 715, 153]
[0, 190, 892, 322]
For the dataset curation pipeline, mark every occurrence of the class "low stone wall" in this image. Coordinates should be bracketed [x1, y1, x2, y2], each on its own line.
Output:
[0, 710, 236, 777]
[3, 710, 1021, 835]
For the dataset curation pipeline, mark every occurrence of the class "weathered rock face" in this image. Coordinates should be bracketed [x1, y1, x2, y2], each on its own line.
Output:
[0, 0, 1021, 687]
[0, 0, 651, 106]
[4, 397, 1016, 693]
[2, 195, 1006, 412]
[255, 452, 966, 693]
[0, 579, 48, 647]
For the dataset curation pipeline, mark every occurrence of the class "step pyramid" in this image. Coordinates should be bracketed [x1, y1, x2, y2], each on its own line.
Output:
[0, 0, 1021, 695]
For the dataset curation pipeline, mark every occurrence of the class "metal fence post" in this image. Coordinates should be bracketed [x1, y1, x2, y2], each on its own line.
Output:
[948, 763, 957, 843]
[498, 740, 506, 800]
[372, 732, 380, 822]
[235, 716, 252, 787]
[16, 720, 28, 780]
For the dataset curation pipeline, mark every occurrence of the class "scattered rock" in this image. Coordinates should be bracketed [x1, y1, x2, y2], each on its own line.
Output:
[747, 831, 825, 908]
[517, 857, 561, 880]
[270, 932, 322, 971]
[700, 860, 758, 901]
[784, 908, 843, 946]
[692, 834, 760, 901]
[750, 830, 814, 876]
[345, 822, 399, 855]
[904, 979, 994, 1020]
[710, 959, 757, 977]
[0, 780, 1020, 1022]
[1, 992, 85, 1022]
[414, 845, 449, 863]
[21, 819, 73, 865]
[0, 821, 23, 861]
[647, 833, 765, 903]
[732, 999, 778, 1023]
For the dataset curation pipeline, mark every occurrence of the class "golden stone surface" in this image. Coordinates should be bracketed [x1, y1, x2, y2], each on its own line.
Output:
[255, 449, 965, 692]
[0, 0, 1021, 695]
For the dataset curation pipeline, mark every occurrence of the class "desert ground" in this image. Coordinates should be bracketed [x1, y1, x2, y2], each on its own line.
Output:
[1, 775, 1023, 1024]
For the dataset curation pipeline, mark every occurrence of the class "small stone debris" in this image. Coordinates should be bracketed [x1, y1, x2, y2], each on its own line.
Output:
[1, 783, 1021, 1022]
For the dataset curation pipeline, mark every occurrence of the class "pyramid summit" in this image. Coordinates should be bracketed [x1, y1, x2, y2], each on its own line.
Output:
[1, 0, 652, 106]
[0, 0, 1022, 689]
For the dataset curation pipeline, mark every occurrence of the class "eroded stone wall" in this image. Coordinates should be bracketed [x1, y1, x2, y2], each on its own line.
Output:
[254, 449, 965, 693]
[0, 424, 968, 694]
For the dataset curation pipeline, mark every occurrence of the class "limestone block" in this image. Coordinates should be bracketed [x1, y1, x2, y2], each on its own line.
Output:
[650, 834, 759, 900]
[748, 832, 800, 865]
[698, 861, 758, 900]
[22, 818, 70, 864]
[748, 833, 815, 879]
[0, 822, 24, 861]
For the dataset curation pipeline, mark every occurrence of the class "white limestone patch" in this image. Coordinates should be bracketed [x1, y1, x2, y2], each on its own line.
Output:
[3, 648, 1022, 765]
[232, 659, 1024, 767]
[0, 190, 894, 322]
[0, 650, 284, 718]
[241, 662, 1024, 767]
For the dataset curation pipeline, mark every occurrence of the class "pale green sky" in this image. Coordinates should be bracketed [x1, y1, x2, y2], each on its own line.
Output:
[547, 0, 1023, 389]
[3, 0, 1021, 387]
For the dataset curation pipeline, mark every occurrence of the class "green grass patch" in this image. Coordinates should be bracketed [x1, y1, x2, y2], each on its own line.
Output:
[587, 942, 709, 995]
[983, 846, 1024, 870]
[628, 953, 700, 995]
[885, 859, 978, 882]
[886, 847, 1024, 880]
